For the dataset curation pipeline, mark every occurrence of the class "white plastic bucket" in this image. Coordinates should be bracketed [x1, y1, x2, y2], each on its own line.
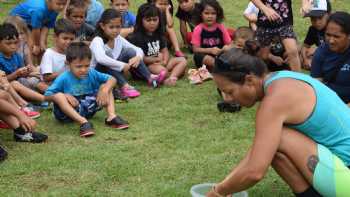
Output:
[190, 183, 248, 197]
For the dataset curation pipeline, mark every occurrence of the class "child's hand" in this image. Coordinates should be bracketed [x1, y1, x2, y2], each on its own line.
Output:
[16, 67, 30, 77]
[18, 114, 37, 132]
[64, 94, 79, 107]
[212, 47, 223, 56]
[96, 88, 109, 107]
[128, 56, 141, 68]
[262, 5, 282, 22]
[123, 63, 131, 74]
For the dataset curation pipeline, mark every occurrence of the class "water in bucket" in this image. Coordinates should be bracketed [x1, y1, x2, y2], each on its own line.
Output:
[190, 183, 248, 197]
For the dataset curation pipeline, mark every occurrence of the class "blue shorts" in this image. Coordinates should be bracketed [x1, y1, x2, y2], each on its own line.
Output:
[53, 94, 101, 122]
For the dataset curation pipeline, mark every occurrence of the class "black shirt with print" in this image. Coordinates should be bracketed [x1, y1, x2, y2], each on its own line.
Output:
[128, 31, 167, 57]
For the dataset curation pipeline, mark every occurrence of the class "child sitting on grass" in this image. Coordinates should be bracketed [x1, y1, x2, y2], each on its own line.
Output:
[191, 0, 232, 70]
[45, 42, 129, 138]
[110, 0, 136, 38]
[65, 0, 95, 43]
[10, 0, 67, 58]
[175, 0, 199, 49]
[39, 19, 76, 92]
[4, 16, 35, 68]
[128, 3, 187, 86]
[301, 0, 331, 70]
[90, 9, 165, 99]
[0, 23, 41, 91]
[148, 0, 186, 57]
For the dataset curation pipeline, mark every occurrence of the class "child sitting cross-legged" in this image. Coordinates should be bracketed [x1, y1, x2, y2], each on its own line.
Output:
[0, 23, 40, 91]
[128, 3, 187, 86]
[45, 42, 129, 138]
[90, 9, 165, 99]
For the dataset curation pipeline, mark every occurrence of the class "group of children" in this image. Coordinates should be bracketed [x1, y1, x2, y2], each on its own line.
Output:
[0, 0, 338, 161]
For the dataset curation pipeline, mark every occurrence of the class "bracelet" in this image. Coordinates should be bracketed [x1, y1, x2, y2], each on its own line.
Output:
[212, 184, 225, 197]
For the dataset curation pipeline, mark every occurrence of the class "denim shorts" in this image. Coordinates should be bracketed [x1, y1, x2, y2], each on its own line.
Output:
[53, 94, 101, 122]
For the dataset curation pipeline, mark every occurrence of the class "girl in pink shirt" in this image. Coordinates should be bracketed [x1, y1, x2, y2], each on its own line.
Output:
[191, 0, 232, 71]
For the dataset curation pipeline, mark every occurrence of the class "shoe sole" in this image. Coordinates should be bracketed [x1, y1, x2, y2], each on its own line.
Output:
[107, 124, 129, 130]
[80, 131, 95, 137]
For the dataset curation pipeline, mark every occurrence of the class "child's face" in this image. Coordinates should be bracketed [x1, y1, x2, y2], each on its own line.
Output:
[100, 18, 122, 40]
[68, 58, 91, 79]
[67, 8, 86, 29]
[111, 0, 129, 14]
[155, 0, 169, 12]
[234, 38, 246, 49]
[142, 16, 160, 33]
[0, 38, 19, 57]
[55, 33, 75, 52]
[202, 5, 217, 26]
[310, 14, 328, 31]
[179, 0, 195, 12]
[48, 0, 67, 12]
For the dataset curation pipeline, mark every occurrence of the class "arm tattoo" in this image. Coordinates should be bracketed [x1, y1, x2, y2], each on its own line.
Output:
[307, 155, 319, 173]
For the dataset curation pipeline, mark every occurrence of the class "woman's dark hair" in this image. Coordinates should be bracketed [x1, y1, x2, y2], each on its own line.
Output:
[134, 3, 164, 35]
[213, 48, 267, 84]
[95, 8, 122, 43]
[0, 23, 19, 41]
[66, 42, 91, 63]
[193, 0, 224, 24]
[327, 11, 350, 35]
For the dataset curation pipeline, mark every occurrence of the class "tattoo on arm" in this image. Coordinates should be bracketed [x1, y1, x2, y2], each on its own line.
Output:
[307, 155, 319, 173]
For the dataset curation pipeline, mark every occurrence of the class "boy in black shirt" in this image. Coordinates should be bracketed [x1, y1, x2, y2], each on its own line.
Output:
[301, 0, 331, 70]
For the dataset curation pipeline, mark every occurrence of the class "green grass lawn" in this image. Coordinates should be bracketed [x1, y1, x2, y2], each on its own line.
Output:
[0, 0, 350, 196]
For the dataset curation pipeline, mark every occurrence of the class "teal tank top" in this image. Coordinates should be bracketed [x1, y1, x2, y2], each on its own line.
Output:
[264, 71, 350, 166]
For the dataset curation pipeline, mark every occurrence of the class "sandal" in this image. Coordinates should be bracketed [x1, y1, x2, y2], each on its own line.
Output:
[187, 69, 202, 85]
[198, 65, 213, 81]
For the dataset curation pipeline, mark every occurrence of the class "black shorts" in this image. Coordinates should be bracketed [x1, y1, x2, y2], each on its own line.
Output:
[53, 94, 101, 122]
[256, 25, 297, 47]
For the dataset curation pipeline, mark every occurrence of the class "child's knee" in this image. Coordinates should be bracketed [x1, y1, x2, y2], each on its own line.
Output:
[0, 90, 11, 100]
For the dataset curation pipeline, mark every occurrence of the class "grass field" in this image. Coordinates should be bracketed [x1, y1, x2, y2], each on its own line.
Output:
[0, 0, 350, 196]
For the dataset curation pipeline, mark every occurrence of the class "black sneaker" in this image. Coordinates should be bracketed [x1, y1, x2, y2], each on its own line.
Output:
[105, 116, 129, 130]
[80, 122, 95, 137]
[113, 88, 128, 101]
[217, 101, 241, 113]
[0, 145, 8, 162]
[14, 131, 48, 143]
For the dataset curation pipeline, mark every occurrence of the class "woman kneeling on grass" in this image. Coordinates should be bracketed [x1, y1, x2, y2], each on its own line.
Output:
[206, 48, 350, 197]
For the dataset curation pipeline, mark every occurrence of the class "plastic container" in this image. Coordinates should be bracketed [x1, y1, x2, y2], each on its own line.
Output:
[190, 183, 248, 197]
